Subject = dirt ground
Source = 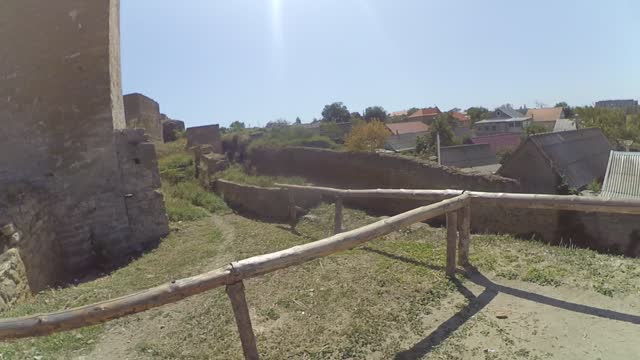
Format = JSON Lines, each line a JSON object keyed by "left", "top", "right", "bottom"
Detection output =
{"left": 76, "top": 214, "right": 640, "bottom": 360}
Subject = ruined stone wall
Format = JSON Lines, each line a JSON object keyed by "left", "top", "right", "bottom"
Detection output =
{"left": 247, "top": 147, "right": 562, "bottom": 244}
{"left": 162, "top": 116, "right": 185, "bottom": 143}
{"left": 123, "top": 93, "right": 163, "bottom": 142}
{"left": 186, "top": 125, "right": 222, "bottom": 153}
{"left": 214, "top": 180, "right": 322, "bottom": 222}
{"left": 0, "top": 0, "right": 168, "bottom": 289}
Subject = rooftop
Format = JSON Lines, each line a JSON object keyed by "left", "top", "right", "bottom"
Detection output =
{"left": 526, "top": 107, "right": 564, "bottom": 122}
{"left": 601, "top": 151, "right": 640, "bottom": 199}
{"left": 475, "top": 117, "right": 531, "bottom": 124}
{"left": 386, "top": 121, "right": 430, "bottom": 135}
{"left": 440, "top": 143, "right": 498, "bottom": 168}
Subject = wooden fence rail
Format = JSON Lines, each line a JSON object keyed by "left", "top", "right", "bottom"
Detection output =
{"left": 0, "top": 194, "right": 470, "bottom": 341}
{"left": 3, "top": 184, "right": 639, "bottom": 359}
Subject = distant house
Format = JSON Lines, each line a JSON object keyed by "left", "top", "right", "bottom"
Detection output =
{"left": 498, "top": 128, "right": 613, "bottom": 194}
{"left": 407, "top": 107, "right": 441, "bottom": 124}
{"left": 440, "top": 144, "right": 498, "bottom": 168}
{"left": 471, "top": 133, "right": 522, "bottom": 153}
{"left": 451, "top": 111, "right": 471, "bottom": 128}
{"left": 473, "top": 107, "right": 532, "bottom": 136}
{"left": 389, "top": 110, "right": 409, "bottom": 118}
{"left": 385, "top": 131, "right": 429, "bottom": 152}
{"left": 526, "top": 107, "right": 565, "bottom": 131}
{"left": 601, "top": 151, "right": 640, "bottom": 199}
{"left": 595, "top": 99, "right": 638, "bottom": 111}
{"left": 386, "top": 121, "right": 430, "bottom": 135}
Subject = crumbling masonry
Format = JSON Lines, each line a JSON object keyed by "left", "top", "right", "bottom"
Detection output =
{"left": 0, "top": 0, "right": 168, "bottom": 291}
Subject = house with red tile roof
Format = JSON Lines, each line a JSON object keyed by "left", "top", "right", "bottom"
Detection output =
{"left": 386, "top": 121, "right": 430, "bottom": 135}
{"left": 451, "top": 111, "right": 471, "bottom": 127}
{"left": 407, "top": 107, "right": 441, "bottom": 124}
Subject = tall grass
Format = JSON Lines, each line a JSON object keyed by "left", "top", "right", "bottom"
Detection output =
{"left": 216, "top": 165, "right": 306, "bottom": 187}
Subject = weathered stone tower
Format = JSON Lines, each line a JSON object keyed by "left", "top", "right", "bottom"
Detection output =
{"left": 0, "top": 0, "right": 168, "bottom": 291}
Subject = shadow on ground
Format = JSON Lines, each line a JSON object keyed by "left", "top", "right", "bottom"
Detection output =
{"left": 363, "top": 250, "right": 640, "bottom": 360}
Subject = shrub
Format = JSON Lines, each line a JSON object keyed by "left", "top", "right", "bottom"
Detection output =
{"left": 345, "top": 120, "right": 389, "bottom": 152}
{"left": 164, "top": 196, "right": 209, "bottom": 222}
{"left": 158, "top": 153, "right": 195, "bottom": 184}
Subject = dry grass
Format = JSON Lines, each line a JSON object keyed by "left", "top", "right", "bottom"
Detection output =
{"left": 0, "top": 203, "right": 638, "bottom": 359}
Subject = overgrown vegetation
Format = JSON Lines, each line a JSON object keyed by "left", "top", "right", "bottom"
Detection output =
{"left": 248, "top": 124, "right": 338, "bottom": 151}
{"left": 156, "top": 139, "right": 229, "bottom": 221}
{"left": 216, "top": 164, "right": 306, "bottom": 187}
{"left": 344, "top": 119, "right": 389, "bottom": 152}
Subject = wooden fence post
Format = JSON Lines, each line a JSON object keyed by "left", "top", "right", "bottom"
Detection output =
{"left": 226, "top": 281, "right": 260, "bottom": 360}
{"left": 457, "top": 205, "right": 471, "bottom": 266}
{"left": 334, "top": 196, "right": 343, "bottom": 234}
{"left": 288, "top": 190, "right": 297, "bottom": 229}
{"left": 446, "top": 212, "right": 458, "bottom": 277}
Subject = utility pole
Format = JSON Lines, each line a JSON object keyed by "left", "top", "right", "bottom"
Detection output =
{"left": 437, "top": 132, "right": 441, "bottom": 165}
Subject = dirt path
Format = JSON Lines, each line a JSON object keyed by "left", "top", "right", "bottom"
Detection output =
{"left": 408, "top": 271, "right": 640, "bottom": 359}
{"left": 81, "top": 214, "right": 239, "bottom": 360}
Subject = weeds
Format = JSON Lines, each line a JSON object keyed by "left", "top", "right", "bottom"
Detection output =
{"left": 216, "top": 164, "right": 306, "bottom": 187}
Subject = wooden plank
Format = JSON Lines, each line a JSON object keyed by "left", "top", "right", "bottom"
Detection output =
{"left": 0, "top": 194, "right": 470, "bottom": 340}
{"left": 226, "top": 282, "right": 260, "bottom": 360}
{"left": 334, "top": 196, "right": 343, "bottom": 234}
{"left": 288, "top": 190, "right": 297, "bottom": 228}
{"left": 457, "top": 205, "right": 471, "bottom": 266}
{"left": 277, "top": 184, "right": 640, "bottom": 215}
{"left": 446, "top": 212, "right": 458, "bottom": 277}
{"left": 276, "top": 183, "right": 462, "bottom": 201}
{"left": 471, "top": 192, "right": 640, "bottom": 215}
{"left": 229, "top": 194, "right": 470, "bottom": 281}
{"left": 0, "top": 266, "right": 232, "bottom": 339}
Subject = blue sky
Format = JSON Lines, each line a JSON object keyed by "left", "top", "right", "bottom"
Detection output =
{"left": 121, "top": 0, "right": 639, "bottom": 128}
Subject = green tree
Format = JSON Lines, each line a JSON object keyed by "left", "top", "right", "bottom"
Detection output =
{"left": 350, "top": 112, "right": 363, "bottom": 121}
{"left": 345, "top": 120, "right": 390, "bottom": 152}
{"left": 575, "top": 107, "right": 630, "bottom": 145}
{"left": 229, "top": 121, "right": 246, "bottom": 132}
{"left": 466, "top": 107, "right": 490, "bottom": 123}
{"left": 523, "top": 123, "right": 548, "bottom": 137}
{"left": 294, "top": 117, "right": 302, "bottom": 125}
{"left": 555, "top": 102, "right": 574, "bottom": 118}
{"left": 363, "top": 106, "right": 387, "bottom": 122}
{"left": 416, "top": 113, "right": 456, "bottom": 155}
{"left": 322, "top": 102, "right": 351, "bottom": 123}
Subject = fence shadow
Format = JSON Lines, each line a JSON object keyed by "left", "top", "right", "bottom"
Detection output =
{"left": 362, "top": 250, "right": 640, "bottom": 360}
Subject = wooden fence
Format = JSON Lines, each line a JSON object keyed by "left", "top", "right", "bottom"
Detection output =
{"left": 1, "top": 185, "right": 639, "bottom": 359}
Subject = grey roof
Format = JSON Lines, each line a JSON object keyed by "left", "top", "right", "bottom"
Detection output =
{"left": 498, "top": 106, "right": 525, "bottom": 119}
{"left": 601, "top": 151, "right": 640, "bottom": 199}
{"left": 384, "top": 131, "right": 428, "bottom": 152}
{"left": 528, "top": 128, "right": 613, "bottom": 190}
{"left": 475, "top": 117, "right": 531, "bottom": 124}
{"left": 553, "top": 118, "right": 577, "bottom": 132}
{"left": 440, "top": 143, "right": 498, "bottom": 168}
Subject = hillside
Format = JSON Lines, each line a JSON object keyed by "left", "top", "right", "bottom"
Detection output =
{"left": 0, "top": 141, "right": 638, "bottom": 359}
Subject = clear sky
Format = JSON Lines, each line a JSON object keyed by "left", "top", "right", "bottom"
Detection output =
{"left": 121, "top": 0, "right": 640, "bottom": 128}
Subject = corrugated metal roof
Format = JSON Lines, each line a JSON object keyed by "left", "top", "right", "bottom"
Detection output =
{"left": 384, "top": 131, "right": 428, "bottom": 152}
{"left": 440, "top": 144, "right": 498, "bottom": 168}
{"left": 529, "top": 128, "right": 613, "bottom": 190}
{"left": 601, "top": 151, "right": 640, "bottom": 199}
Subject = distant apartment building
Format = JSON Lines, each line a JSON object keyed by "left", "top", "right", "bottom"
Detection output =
{"left": 473, "top": 106, "right": 532, "bottom": 136}
{"left": 595, "top": 99, "right": 638, "bottom": 111}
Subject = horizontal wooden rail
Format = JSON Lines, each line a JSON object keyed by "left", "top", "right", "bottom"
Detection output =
{"left": 277, "top": 184, "right": 640, "bottom": 215}
{"left": 0, "top": 194, "right": 470, "bottom": 340}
